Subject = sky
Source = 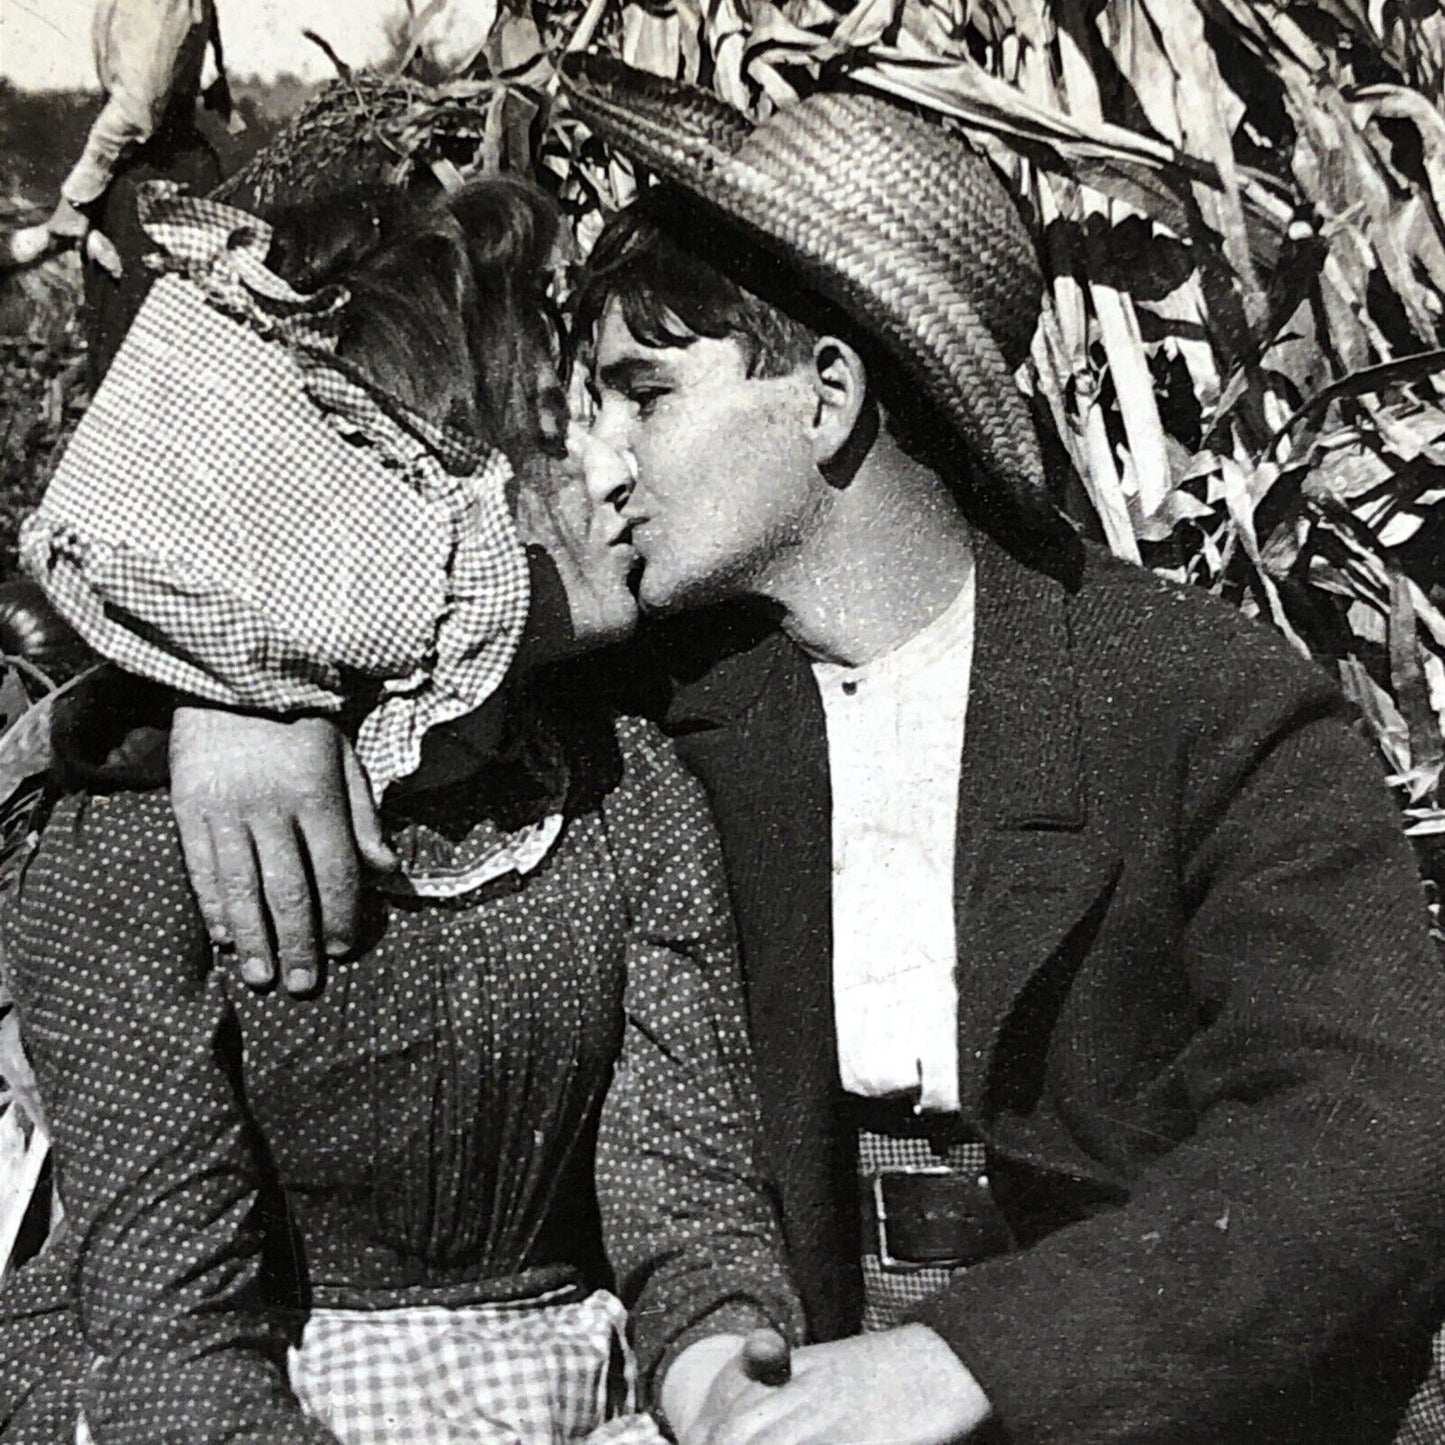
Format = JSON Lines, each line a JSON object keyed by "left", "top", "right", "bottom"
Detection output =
{"left": 0, "top": 0, "right": 402, "bottom": 90}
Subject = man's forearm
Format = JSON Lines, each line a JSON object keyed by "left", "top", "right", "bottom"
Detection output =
{"left": 61, "top": 95, "right": 150, "bottom": 207}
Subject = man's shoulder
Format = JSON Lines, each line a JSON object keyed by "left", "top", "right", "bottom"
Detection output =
{"left": 640, "top": 536, "right": 1351, "bottom": 743}
{"left": 1065, "top": 539, "right": 1335, "bottom": 705}
{"left": 647, "top": 605, "right": 793, "bottom": 733}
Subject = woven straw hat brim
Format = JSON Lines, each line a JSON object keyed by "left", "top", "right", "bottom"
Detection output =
{"left": 561, "top": 55, "right": 1053, "bottom": 530}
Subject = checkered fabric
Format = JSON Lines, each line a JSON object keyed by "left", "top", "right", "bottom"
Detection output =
{"left": 285, "top": 1288, "right": 668, "bottom": 1445}
{"left": 1395, "top": 1326, "right": 1445, "bottom": 1443}
{"left": 20, "top": 183, "right": 528, "bottom": 800}
{"left": 857, "top": 1126, "right": 988, "bottom": 1332}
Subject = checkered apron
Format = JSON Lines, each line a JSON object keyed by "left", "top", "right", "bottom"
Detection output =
{"left": 1396, "top": 1329, "right": 1445, "bottom": 1444}
{"left": 857, "top": 1124, "right": 989, "bottom": 1332}
{"left": 285, "top": 1288, "right": 667, "bottom": 1445}
{"left": 21, "top": 182, "right": 528, "bottom": 801}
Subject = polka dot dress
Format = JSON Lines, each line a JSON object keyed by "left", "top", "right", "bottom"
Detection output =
{"left": 0, "top": 713, "right": 803, "bottom": 1443}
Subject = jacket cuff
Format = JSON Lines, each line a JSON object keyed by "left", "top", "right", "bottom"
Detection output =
{"left": 905, "top": 1269, "right": 1038, "bottom": 1444}
{"left": 645, "top": 1295, "right": 800, "bottom": 1413}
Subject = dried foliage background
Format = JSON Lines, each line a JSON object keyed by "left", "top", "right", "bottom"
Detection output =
{"left": 4, "top": 0, "right": 1445, "bottom": 1274}
{"left": 240, "top": 0, "right": 1445, "bottom": 888}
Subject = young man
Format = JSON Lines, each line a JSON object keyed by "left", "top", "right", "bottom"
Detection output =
{"left": 110, "top": 58, "right": 1445, "bottom": 1445}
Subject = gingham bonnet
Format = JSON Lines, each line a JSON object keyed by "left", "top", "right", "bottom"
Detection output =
{"left": 20, "top": 182, "right": 530, "bottom": 800}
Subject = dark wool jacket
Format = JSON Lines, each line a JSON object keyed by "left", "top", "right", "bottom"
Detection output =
{"left": 657, "top": 532, "right": 1445, "bottom": 1445}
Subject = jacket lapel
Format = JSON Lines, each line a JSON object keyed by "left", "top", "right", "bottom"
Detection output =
{"left": 665, "top": 625, "right": 858, "bottom": 1336}
{"left": 706, "top": 633, "right": 837, "bottom": 1138}
{"left": 953, "top": 536, "right": 1122, "bottom": 1123}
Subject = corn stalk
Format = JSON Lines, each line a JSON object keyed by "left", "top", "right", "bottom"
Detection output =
{"left": 346, "top": 0, "right": 1444, "bottom": 917}
{"left": 4, "top": 0, "right": 1444, "bottom": 1293}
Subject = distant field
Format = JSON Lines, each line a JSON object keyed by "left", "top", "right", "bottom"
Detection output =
{"left": 0, "top": 74, "right": 319, "bottom": 206}
{"left": 0, "top": 75, "right": 321, "bottom": 575}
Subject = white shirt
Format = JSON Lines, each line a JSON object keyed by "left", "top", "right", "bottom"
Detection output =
{"left": 62, "top": 0, "right": 221, "bottom": 207}
{"left": 812, "top": 556, "right": 976, "bottom": 1114}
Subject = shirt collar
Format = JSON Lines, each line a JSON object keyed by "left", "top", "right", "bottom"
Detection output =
{"left": 811, "top": 546, "right": 976, "bottom": 695}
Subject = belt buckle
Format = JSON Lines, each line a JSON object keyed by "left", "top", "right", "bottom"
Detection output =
{"left": 871, "top": 1163, "right": 974, "bottom": 1272}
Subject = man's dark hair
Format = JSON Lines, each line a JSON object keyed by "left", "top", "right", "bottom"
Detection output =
{"left": 573, "top": 192, "right": 966, "bottom": 482}
{"left": 573, "top": 195, "right": 816, "bottom": 381}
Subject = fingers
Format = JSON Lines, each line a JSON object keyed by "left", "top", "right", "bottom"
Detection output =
{"left": 168, "top": 708, "right": 377, "bottom": 992}
{"left": 6, "top": 224, "right": 54, "bottom": 267}
{"left": 299, "top": 800, "right": 363, "bottom": 962}
{"left": 255, "top": 820, "right": 326, "bottom": 994}
{"left": 343, "top": 743, "right": 398, "bottom": 876}
{"left": 703, "top": 1388, "right": 817, "bottom": 1445}
{"left": 173, "top": 792, "right": 230, "bottom": 949}
{"left": 739, "top": 1329, "right": 792, "bottom": 1387}
{"left": 84, "top": 229, "right": 123, "bottom": 277}
{"left": 208, "top": 814, "right": 276, "bottom": 990}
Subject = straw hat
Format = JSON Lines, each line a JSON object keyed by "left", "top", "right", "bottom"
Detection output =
{"left": 560, "top": 54, "right": 1055, "bottom": 531}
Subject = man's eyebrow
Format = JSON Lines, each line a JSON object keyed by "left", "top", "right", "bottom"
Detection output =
{"left": 597, "top": 357, "right": 668, "bottom": 390}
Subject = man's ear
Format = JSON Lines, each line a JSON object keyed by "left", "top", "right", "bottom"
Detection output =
{"left": 809, "top": 336, "right": 870, "bottom": 474}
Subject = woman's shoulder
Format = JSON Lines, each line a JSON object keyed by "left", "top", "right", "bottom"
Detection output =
{"left": 28, "top": 785, "right": 181, "bottom": 868}
{"left": 4, "top": 785, "right": 210, "bottom": 1054}
{"left": 607, "top": 713, "right": 696, "bottom": 800}
{"left": 610, "top": 712, "right": 673, "bottom": 769}
{"left": 592, "top": 712, "right": 719, "bottom": 861}
{"left": 10, "top": 787, "right": 202, "bottom": 968}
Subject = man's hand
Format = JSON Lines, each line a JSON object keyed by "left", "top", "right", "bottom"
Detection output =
{"left": 5, "top": 199, "right": 121, "bottom": 277}
{"left": 46, "top": 196, "right": 90, "bottom": 241}
{"left": 690, "top": 1324, "right": 992, "bottom": 1445}
{"left": 45, "top": 197, "right": 123, "bottom": 277}
{"left": 662, "top": 1330, "right": 794, "bottom": 1445}
{"left": 169, "top": 707, "right": 398, "bottom": 993}
{"left": 84, "top": 227, "right": 123, "bottom": 278}
{"left": 6, "top": 199, "right": 85, "bottom": 270}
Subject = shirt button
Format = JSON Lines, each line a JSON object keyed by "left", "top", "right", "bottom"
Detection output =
{"left": 842, "top": 679, "right": 858, "bottom": 696}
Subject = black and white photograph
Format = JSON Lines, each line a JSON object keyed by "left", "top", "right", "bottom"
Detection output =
{"left": 1, "top": 0, "right": 1445, "bottom": 1440}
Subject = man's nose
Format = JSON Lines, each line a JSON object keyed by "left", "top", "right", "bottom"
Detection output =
{"left": 568, "top": 424, "right": 634, "bottom": 509}
{"left": 588, "top": 393, "right": 631, "bottom": 456}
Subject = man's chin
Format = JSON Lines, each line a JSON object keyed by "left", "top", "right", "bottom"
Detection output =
{"left": 635, "top": 569, "right": 688, "bottom": 617}
{"left": 635, "top": 557, "right": 740, "bottom": 617}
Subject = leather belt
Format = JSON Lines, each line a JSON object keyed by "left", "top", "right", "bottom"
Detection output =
{"left": 860, "top": 1164, "right": 1014, "bottom": 1271}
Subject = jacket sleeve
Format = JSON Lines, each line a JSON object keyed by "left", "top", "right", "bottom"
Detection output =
{"left": 7, "top": 790, "right": 335, "bottom": 1444}
{"left": 909, "top": 658, "right": 1445, "bottom": 1444}
{"left": 594, "top": 718, "right": 805, "bottom": 1399}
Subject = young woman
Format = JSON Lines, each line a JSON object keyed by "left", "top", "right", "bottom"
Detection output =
{"left": 0, "top": 174, "right": 799, "bottom": 1444}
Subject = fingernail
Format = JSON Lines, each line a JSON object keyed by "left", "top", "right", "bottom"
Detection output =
{"left": 240, "top": 956, "right": 270, "bottom": 987}
{"left": 285, "top": 968, "right": 315, "bottom": 994}
{"left": 324, "top": 938, "right": 349, "bottom": 959}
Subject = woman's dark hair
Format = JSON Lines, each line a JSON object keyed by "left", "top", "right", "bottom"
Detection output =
{"left": 264, "top": 176, "right": 569, "bottom": 463}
